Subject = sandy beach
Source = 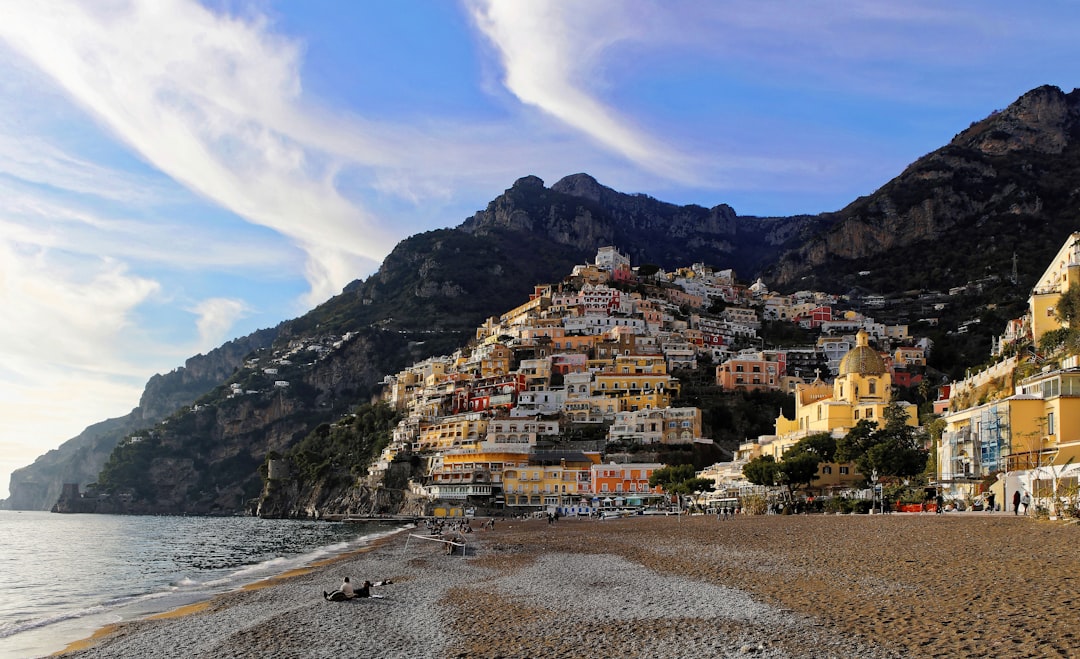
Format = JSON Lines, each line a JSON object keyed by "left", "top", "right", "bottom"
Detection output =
{"left": 55, "top": 512, "right": 1078, "bottom": 658}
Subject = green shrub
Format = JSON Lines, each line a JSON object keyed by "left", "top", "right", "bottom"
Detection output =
{"left": 852, "top": 500, "right": 873, "bottom": 514}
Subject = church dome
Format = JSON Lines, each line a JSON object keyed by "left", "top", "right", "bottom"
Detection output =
{"left": 839, "top": 331, "right": 886, "bottom": 376}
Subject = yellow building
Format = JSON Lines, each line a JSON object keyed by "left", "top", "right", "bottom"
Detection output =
{"left": 499, "top": 286, "right": 551, "bottom": 328}
{"left": 940, "top": 368, "right": 1080, "bottom": 504}
{"left": 1014, "top": 370, "right": 1080, "bottom": 467}
{"left": 479, "top": 343, "right": 512, "bottom": 378}
{"left": 770, "top": 330, "right": 919, "bottom": 492}
{"left": 608, "top": 407, "right": 703, "bottom": 445}
{"left": 1029, "top": 231, "right": 1080, "bottom": 344}
{"left": 425, "top": 442, "right": 533, "bottom": 501}
{"left": 415, "top": 414, "right": 489, "bottom": 451}
{"left": 592, "top": 355, "right": 680, "bottom": 410}
{"left": 502, "top": 451, "right": 602, "bottom": 508}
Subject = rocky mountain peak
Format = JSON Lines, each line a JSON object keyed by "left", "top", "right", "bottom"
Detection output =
{"left": 550, "top": 172, "right": 606, "bottom": 201}
{"left": 954, "top": 85, "right": 1080, "bottom": 156}
{"left": 511, "top": 174, "right": 545, "bottom": 189}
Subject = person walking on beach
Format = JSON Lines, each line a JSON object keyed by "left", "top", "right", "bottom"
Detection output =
{"left": 986, "top": 492, "right": 996, "bottom": 513}
{"left": 1021, "top": 491, "right": 1031, "bottom": 515}
{"left": 1013, "top": 490, "right": 1022, "bottom": 515}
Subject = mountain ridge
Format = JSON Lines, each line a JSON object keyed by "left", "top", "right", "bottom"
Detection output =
{"left": 7, "top": 83, "right": 1080, "bottom": 513}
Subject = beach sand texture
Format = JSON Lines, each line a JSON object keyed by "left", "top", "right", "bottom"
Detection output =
{"left": 56, "top": 513, "right": 1078, "bottom": 658}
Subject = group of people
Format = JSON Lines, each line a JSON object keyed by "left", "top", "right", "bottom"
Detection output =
{"left": 934, "top": 490, "right": 1032, "bottom": 514}
{"left": 424, "top": 518, "right": 475, "bottom": 536}
{"left": 323, "top": 576, "right": 393, "bottom": 602}
{"left": 715, "top": 506, "right": 739, "bottom": 520}
{"left": 1012, "top": 490, "right": 1032, "bottom": 515}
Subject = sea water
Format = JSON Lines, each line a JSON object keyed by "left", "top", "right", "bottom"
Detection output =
{"left": 0, "top": 511, "right": 405, "bottom": 658}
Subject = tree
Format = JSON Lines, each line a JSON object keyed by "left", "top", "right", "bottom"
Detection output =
{"left": 742, "top": 455, "right": 779, "bottom": 487}
{"left": 776, "top": 432, "right": 836, "bottom": 493}
{"left": 778, "top": 451, "right": 822, "bottom": 492}
{"left": 835, "top": 403, "right": 928, "bottom": 485}
{"left": 648, "top": 464, "right": 714, "bottom": 495}
{"left": 1054, "top": 282, "right": 1080, "bottom": 327}
{"left": 791, "top": 432, "right": 837, "bottom": 462}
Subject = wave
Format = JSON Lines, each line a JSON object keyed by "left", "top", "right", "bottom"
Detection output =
{"left": 0, "top": 602, "right": 111, "bottom": 640}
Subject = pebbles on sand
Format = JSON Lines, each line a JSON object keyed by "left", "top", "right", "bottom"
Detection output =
{"left": 58, "top": 513, "right": 1075, "bottom": 658}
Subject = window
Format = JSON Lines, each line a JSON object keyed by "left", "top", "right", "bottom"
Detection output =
{"left": 869, "top": 380, "right": 877, "bottom": 395}
{"left": 1048, "top": 412, "right": 1056, "bottom": 436}
{"left": 822, "top": 466, "right": 832, "bottom": 474}
{"left": 839, "top": 466, "right": 849, "bottom": 475}
{"left": 854, "top": 410, "right": 860, "bottom": 420}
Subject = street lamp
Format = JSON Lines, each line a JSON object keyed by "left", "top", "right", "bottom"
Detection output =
{"left": 871, "top": 469, "right": 881, "bottom": 514}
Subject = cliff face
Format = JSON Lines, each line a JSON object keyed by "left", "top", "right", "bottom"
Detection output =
{"left": 80, "top": 329, "right": 401, "bottom": 515}
{"left": 3, "top": 328, "right": 280, "bottom": 510}
{"left": 461, "top": 173, "right": 823, "bottom": 278}
{"left": 136, "top": 328, "right": 279, "bottom": 423}
{"left": 769, "top": 85, "right": 1080, "bottom": 292}
{"left": 256, "top": 463, "right": 429, "bottom": 519}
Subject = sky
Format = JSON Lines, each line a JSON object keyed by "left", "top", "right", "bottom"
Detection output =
{"left": 2, "top": 1, "right": 1080, "bottom": 499}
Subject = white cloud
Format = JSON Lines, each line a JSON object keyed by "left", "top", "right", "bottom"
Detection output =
{"left": 0, "top": 240, "right": 162, "bottom": 376}
{"left": 466, "top": 0, "right": 698, "bottom": 183}
{"left": 0, "top": 0, "right": 396, "bottom": 304}
{"left": 0, "top": 239, "right": 166, "bottom": 499}
{"left": 189, "top": 297, "right": 253, "bottom": 352}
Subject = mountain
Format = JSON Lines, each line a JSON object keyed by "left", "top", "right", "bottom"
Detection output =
{"left": 15, "top": 83, "right": 1080, "bottom": 514}
{"left": 770, "top": 85, "right": 1080, "bottom": 294}
{"left": 39, "top": 178, "right": 817, "bottom": 515}
{"left": 2, "top": 329, "right": 279, "bottom": 510}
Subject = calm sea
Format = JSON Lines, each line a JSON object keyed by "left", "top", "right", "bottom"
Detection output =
{"left": 0, "top": 511, "right": 406, "bottom": 658}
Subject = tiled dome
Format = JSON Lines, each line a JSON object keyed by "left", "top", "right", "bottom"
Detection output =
{"left": 839, "top": 331, "right": 886, "bottom": 376}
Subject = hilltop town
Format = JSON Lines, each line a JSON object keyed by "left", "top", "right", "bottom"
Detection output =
{"left": 353, "top": 246, "right": 942, "bottom": 515}
{"left": 61, "top": 231, "right": 1080, "bottom": 522}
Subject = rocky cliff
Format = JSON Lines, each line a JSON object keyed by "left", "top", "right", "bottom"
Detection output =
{"left": 769, "top": 85, "right": 1080, "bottom": 293}
{"left": 462, "top": 173, "right": 824, "bottom": 278}
{"left": 2, "top": 328, "right": 279, "bottom": 510}
{"left": 83, "top": 328, "right": 421, "bottom": 515}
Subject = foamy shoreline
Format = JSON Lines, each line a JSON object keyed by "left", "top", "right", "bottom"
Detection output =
{"left": 53, "top": 517, "right": 902, "bottom": 659}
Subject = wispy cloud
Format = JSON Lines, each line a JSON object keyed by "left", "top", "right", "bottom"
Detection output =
{"left": 466, "top": 0, "right": 700, "bottom": 184}
{"left": 0, "top": 0, "right": 395, "bottom": 305}
{"left": 0, "top": 240, "right": 161, "bottom": 377}
{"left": 189, "top": 297, "right": 253, "bottom": 352}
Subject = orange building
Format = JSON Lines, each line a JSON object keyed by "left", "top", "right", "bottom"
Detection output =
{"left": 590, "top": 462, "right": 664, "bottom": 498}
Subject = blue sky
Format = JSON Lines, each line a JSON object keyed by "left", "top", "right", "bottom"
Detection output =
{"left": 1, "top": 1, "right": 1079, "bottom": 498}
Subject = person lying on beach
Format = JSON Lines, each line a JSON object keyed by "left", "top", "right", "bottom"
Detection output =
{"left": 324, "top": 577, "right": 394, "bottom": 601}
{"left": 354, "top": 579, "right": 393, "bottom": 598}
